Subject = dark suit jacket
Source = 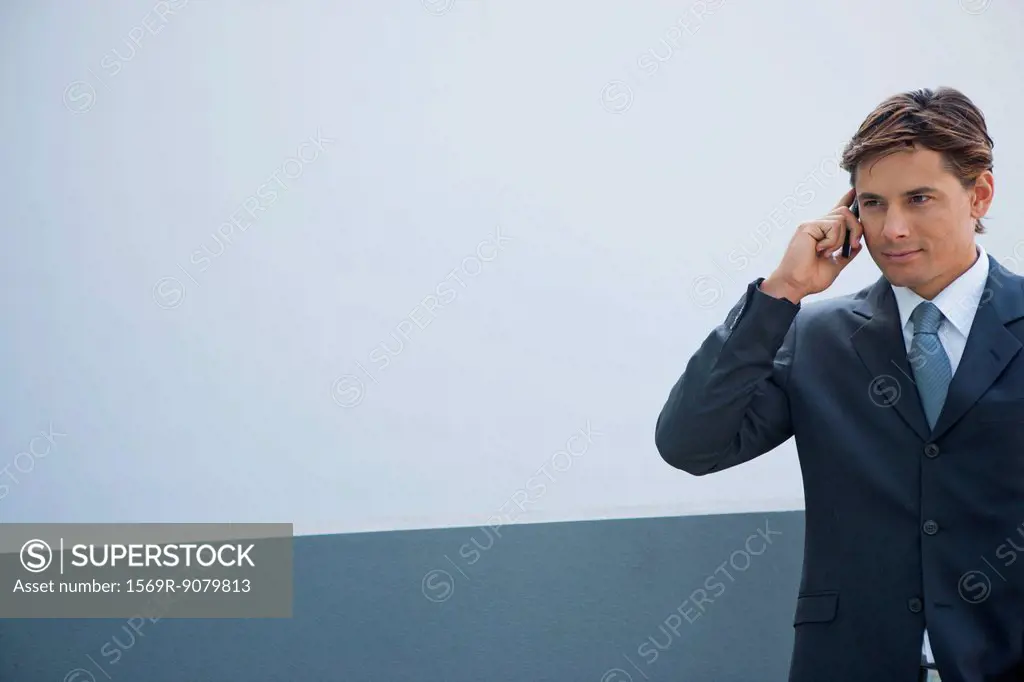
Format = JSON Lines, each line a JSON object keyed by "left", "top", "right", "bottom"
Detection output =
{"left": 655, "top": 255, "right": 1024, "bottom": 682}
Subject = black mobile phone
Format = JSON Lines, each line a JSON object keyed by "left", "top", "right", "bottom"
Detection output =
{"left": 842, "top": 197, "right": 859, "bottom": 258}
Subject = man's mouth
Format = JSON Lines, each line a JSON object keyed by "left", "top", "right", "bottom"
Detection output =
{"left": 882, "top": 249, "right": 922, "bottom": 262}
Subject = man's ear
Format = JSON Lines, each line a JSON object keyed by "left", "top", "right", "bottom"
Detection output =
{"left": 969, "top": 170, "right": 995, "bottom": 221}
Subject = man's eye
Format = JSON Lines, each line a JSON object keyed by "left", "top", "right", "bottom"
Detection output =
{"left": 911, "top": 195, "right": 930, "bottom": 204}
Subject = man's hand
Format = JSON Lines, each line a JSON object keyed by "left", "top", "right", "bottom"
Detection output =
{"left": 761, "top": 188, "right": 864, "bottom": 303}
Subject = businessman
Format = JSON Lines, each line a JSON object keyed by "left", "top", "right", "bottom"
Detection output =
{"left": 655, "top": 87, "right": 1023, "bottom": 682}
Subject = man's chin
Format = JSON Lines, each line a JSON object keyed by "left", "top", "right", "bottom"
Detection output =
{"left": 880, "top": 268, "right": 926, "bottom": 289}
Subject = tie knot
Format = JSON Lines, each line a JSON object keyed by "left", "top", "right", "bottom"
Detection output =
{"left": 911, "top": 301, "right": 944, "bottom": 334}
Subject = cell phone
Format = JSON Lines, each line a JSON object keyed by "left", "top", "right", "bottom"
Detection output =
{"left": 842, "top": 197, "right": 859, "bottom": 258}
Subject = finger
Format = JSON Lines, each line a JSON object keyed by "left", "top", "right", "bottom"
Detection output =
{"left": 833, "top": 187, "right": 856, "bottom": 211}
{"left": 821, "top": 207, "right": 861, "bottom": 257}
{"left": 812, "top": 219, "right": 844, "bottom": 254}
{"left": 837, "top": 205, "right": 864, "bottom": 253}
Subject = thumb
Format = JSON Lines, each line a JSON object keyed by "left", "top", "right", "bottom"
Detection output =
{"left": 823, "top": 239, "right": 864, "bottom": 276}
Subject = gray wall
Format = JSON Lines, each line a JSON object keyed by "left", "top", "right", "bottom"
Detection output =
{"left": 2, "top": 511, "right": 804, "bottom": 681}
{"left": 3, "top": 0, "right": 1022, "bottom": 536}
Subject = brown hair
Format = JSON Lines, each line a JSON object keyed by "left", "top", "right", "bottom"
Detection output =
{"left": 840, "top": 87, "right": 994, "bottom": 234}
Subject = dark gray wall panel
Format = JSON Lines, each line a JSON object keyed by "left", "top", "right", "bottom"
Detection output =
{"left": 1, "top": 511, "right": 804, "bottom": 682}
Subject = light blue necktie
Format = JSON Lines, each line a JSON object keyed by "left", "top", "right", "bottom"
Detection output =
{"left": 909, "top": 302, "right": 952, "bottom": 429}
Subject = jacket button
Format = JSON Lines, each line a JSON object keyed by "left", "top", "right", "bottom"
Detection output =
{"left": 908, "top": 597, "right": 923, "bottom": 613}
{"left": 923, "top": 520, "right": 939, "bottom": 535}
{"left": 924, "top": 443, "right": 940, "bottom": 458}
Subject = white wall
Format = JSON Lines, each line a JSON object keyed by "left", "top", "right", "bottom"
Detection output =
{"left": 1, "top": 0, "right": 1022, "bottom": 534}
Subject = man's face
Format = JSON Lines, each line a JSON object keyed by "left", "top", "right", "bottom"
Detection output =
{"left": 855, "top": 145, "right": 992, "bottom": 298}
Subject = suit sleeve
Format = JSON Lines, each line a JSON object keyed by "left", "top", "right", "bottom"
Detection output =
{"left": 654, "top": 278, "right": 800, "bottom": 475}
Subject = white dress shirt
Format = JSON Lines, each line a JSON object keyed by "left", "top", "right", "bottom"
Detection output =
{"left": 889, "top": 243, "right": 989, "bottom": 666}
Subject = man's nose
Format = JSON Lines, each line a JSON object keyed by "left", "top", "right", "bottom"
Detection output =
{"left": 880, "top": 211, "right": 911, "bottom": 239}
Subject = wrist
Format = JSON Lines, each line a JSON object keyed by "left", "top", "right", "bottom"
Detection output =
{"left": 761, "top": 275, "right": 806, "bottom": 304}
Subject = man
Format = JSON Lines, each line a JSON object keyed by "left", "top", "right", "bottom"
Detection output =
{"left": 655, "top": 87, "right": 1023, "bottom": 682}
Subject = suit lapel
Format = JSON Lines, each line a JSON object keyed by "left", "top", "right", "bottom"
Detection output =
{"left": 852, "top": 277, "right": 931, "bottom": 441}
{"left": 931, "top": 258, "right": 1024, "bottom": 440}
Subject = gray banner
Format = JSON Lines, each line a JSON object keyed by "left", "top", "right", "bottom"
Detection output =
{"left": 1, "top": 523, "right": 292, "bottom": 618}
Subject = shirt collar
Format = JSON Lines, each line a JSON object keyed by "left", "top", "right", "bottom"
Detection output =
{"left": 890, "top": 244, "right": 989, "bottom": 336}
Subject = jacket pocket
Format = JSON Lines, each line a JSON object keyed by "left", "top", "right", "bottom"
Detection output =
{"left": 793, "top": 591, "right": 839, "bottom": 626}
